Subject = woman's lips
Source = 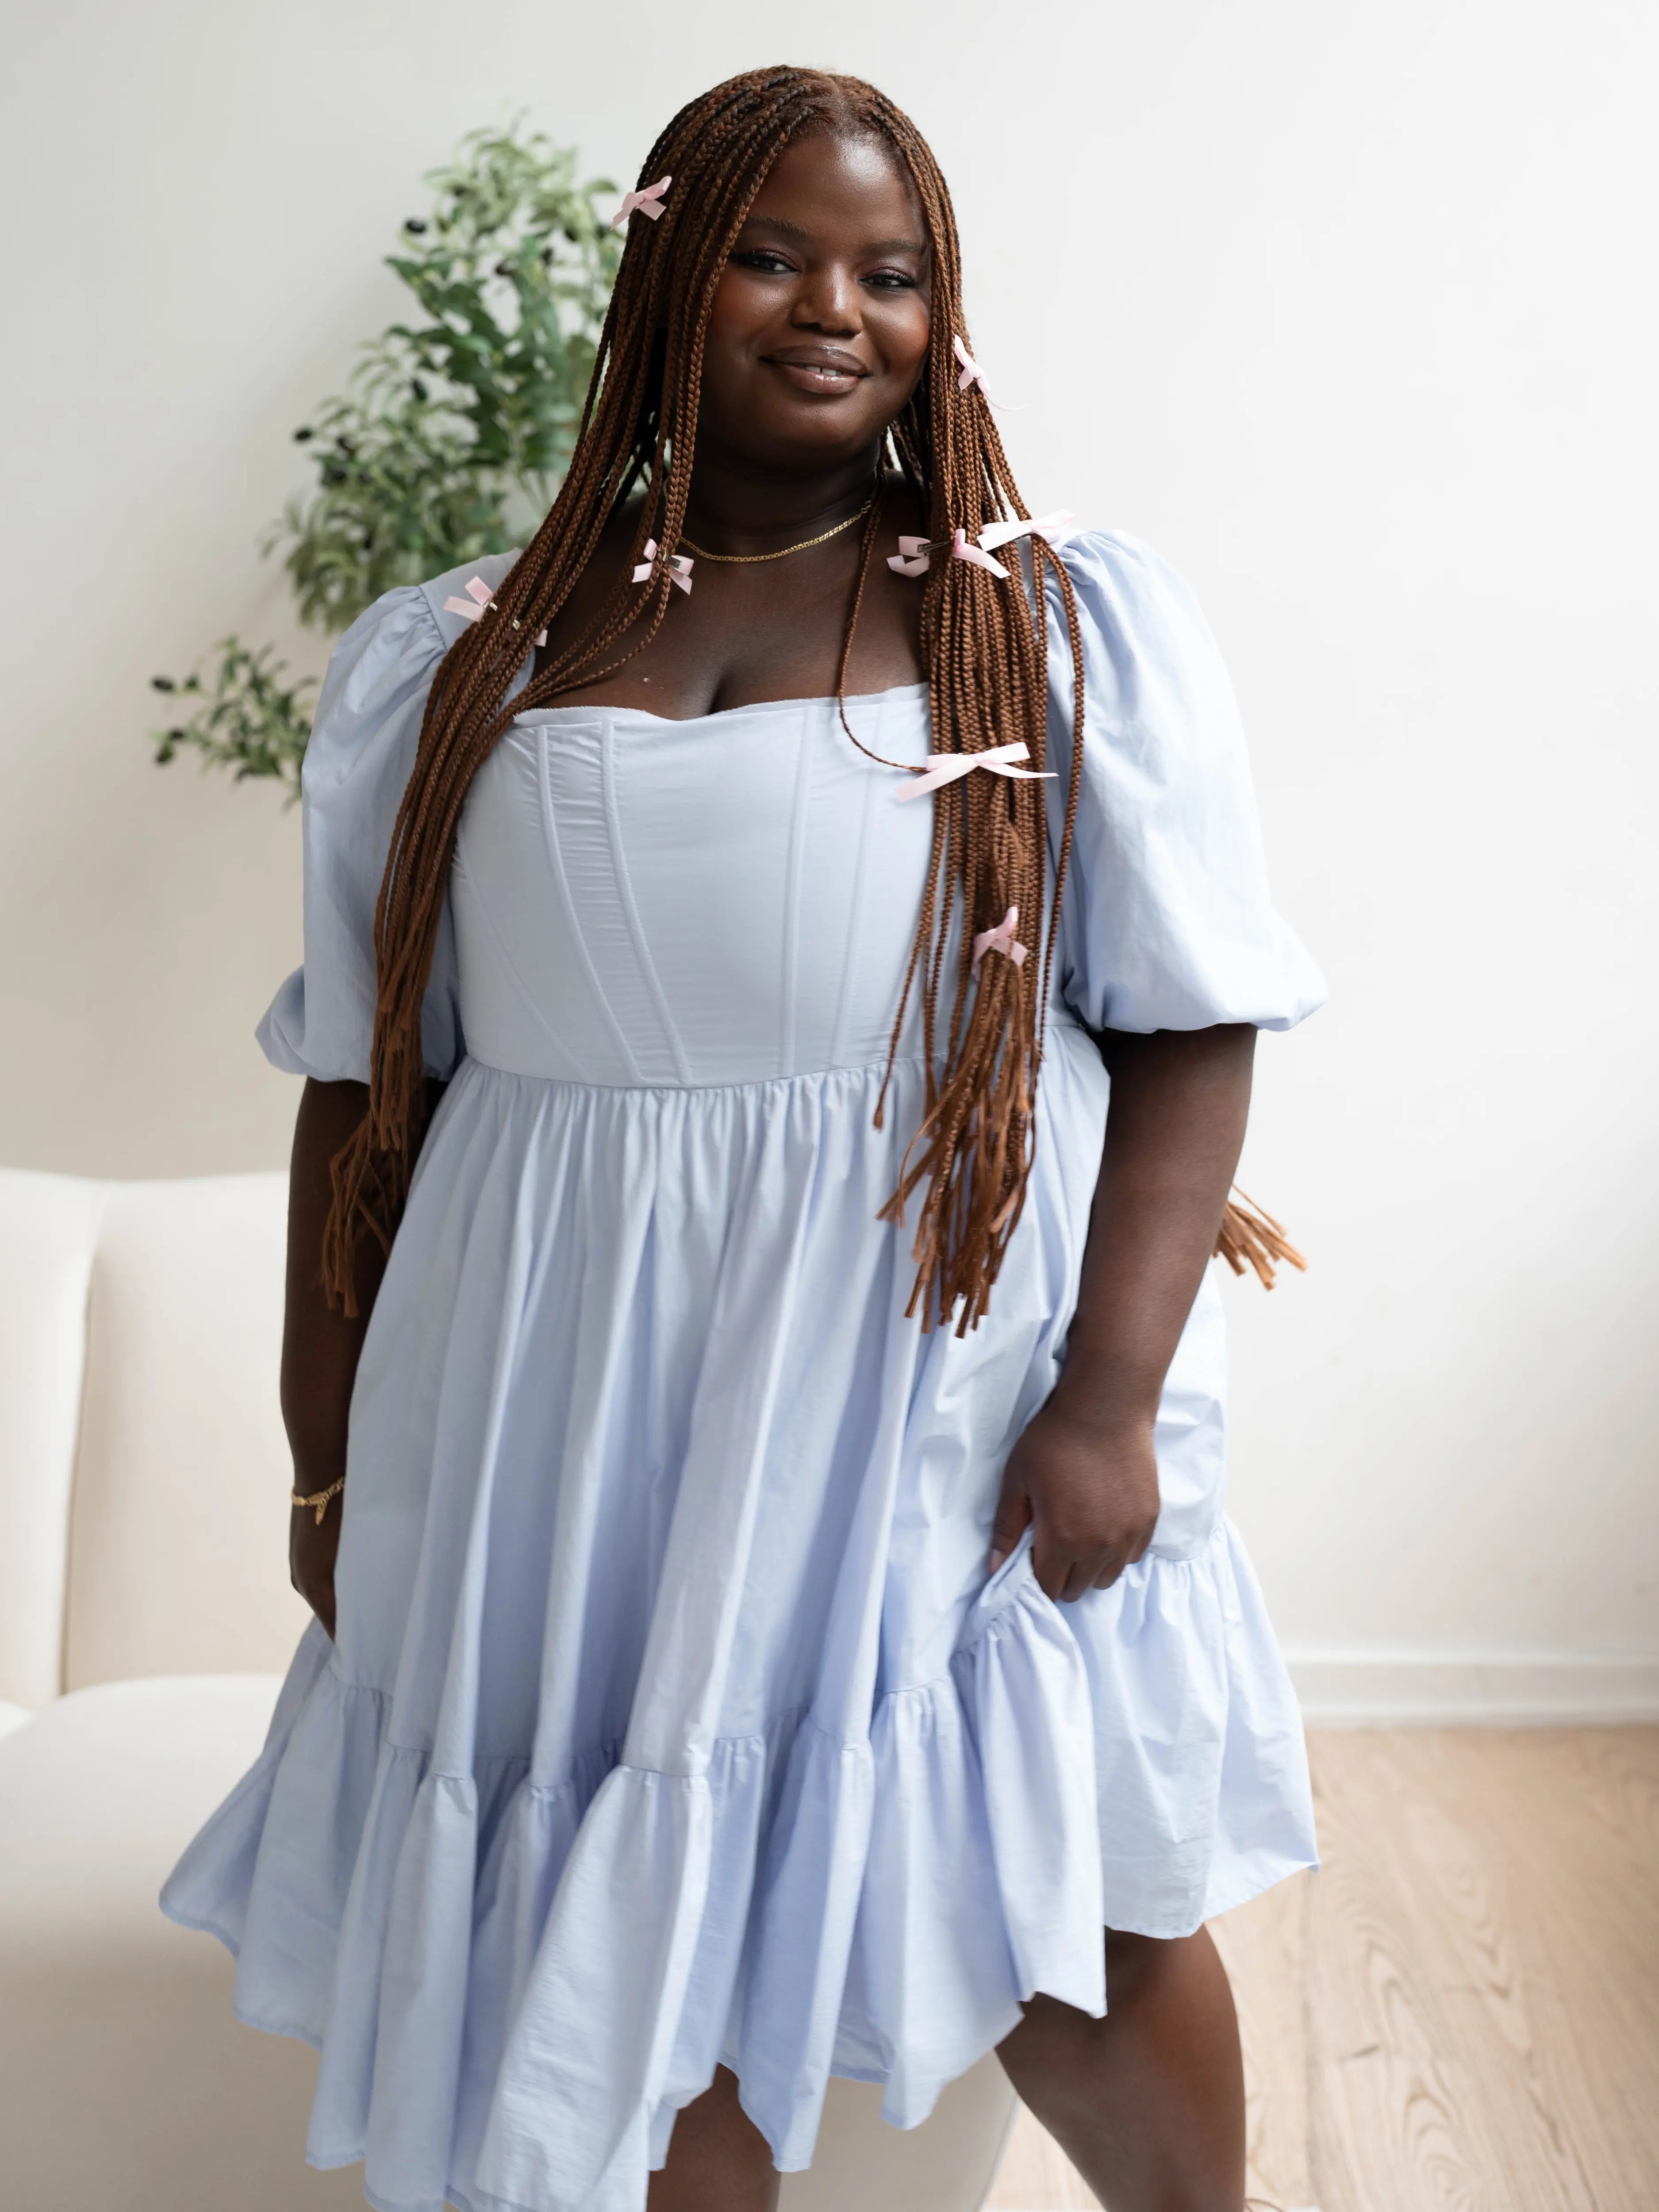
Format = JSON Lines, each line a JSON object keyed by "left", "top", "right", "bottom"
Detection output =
{"left": 767, "top": 357, "right": 867, "bottom": 396}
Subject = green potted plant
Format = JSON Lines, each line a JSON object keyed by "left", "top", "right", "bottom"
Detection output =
{"left": 152, "top": 121, "right": 621, "bottom": 798}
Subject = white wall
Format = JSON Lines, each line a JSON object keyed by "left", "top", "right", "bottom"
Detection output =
{"left": 3, "top": 0, "right": 1655, "bottom": 1712}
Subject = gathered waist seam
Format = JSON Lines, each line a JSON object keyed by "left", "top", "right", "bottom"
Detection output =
{"left": 455, "top": 1014, "right": 1092, "bottom": 1101}
{"left": 455, "top": 1049, "right": 928, "bottom": 1100}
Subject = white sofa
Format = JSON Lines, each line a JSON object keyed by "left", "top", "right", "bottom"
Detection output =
{"left": 0, "top": 1166, "right": 1017, "bottom": 2212}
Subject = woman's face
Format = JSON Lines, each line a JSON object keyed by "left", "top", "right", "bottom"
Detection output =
{"left": 697, "top": 131, "right": 933, "bottom": 475}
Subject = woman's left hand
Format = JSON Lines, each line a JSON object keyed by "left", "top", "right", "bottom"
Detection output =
{"left": 989, "top": 1390, "right": 1160, "bottom": 1603}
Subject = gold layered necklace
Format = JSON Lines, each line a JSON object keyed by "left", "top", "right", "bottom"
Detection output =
{"left": 680, "top": 490, "right": 876, "bottom": 565}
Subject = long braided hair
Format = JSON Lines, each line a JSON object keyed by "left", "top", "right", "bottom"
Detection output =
{"left": 323, "top": 65, "right": 1293, "bottom": 1329}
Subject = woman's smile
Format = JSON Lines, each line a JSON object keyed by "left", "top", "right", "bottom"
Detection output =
{"left": 762, "top": 344, "right": 870, "bottom": 397}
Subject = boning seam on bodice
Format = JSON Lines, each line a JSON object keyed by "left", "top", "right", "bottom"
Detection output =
{"left": 532, "top": 728, "right": 645, "bottom": 1083}
{"left": 827, "top": 695, "right": 883, "bottom": 1071}
{"left": 451, "top": 835, "right": 580, "bottom": 1075}
{"left": 777, "top": 703, "right": 814, "bottom": 1075}
{"left": 599, "top": 719, "right": 695, "bottom": 1086}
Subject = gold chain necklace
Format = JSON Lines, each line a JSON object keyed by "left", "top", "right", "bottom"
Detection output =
{"left": 680, "top": 491, "right": 875, "bottom": 565}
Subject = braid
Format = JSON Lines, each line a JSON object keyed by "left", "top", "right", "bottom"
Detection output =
{"left": 323, "top": 67, "right": 1091, "bottom": 1334}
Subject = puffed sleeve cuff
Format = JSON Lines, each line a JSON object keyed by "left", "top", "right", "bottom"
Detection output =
{"left": 256, "top": 968, "right": 312, "bottom": 1075}
{"left": 256, "top": 583, "right": 464, "bottom": 1083}
{"left": 255, "top": 950, "right": 462, "bottom": 1083}
{"left": 1043, "top": 529, "right": 1327, "bottom": 1034}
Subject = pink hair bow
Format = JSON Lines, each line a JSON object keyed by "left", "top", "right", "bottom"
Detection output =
{"left": 894, "top": 739, "right": 1054, "bottom": 803}
{"left": 886, "top": 528, "right": 1013, "bottom": 581}
{"left": 978, "top": 509, "right": 1081, "bottom": 554}
{"left": 951, "top": 526, "right": 1010, "bottom": 579}
{"left": 887, "top": 534, "right": 932, "bottom": 578}
{"left": 972, "top": 903, "right": 1028, "bottom": 971}
{"left": 613, "top": 175, "right": 672, "bottom": 229}
{"left": 953, "top": 335, "right": 987, "bottom": 394}
{"left": 632, "top": 539, "right": 694, "bottom": 594}
{"left": 442, "top": 575, "right": 546, "bottom": 646}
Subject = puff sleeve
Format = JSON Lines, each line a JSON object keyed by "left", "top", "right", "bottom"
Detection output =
{"left": 1042, "top": 530, "right": 1326, "bottom": 1035}
{"left": 257, "top": 584, "right": 464, "bottom": 1083}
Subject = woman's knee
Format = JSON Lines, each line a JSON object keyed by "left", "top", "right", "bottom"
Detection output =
{"left": 1102, "top": 1922, "right": 1188, "bottom": 2001}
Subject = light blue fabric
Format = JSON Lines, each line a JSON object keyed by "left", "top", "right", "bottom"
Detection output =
{"left": 165, "top": 531, "right": 1325, "bottom": 2212}
{"left": 1043, "top": 532, "right": 1325, "bottom": 1034}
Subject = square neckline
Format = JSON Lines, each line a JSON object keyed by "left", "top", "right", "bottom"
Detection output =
{"left": 509, "top": 681, "right": 929, "bottom": 731}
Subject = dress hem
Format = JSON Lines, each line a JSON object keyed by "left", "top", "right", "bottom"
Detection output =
{"left": 202, "top": 1848, "right": 1320, "bottom": 2212}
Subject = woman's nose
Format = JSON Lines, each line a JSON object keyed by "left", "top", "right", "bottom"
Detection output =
{"left": 789, "top": 263, "right": 860, "bottom": 334}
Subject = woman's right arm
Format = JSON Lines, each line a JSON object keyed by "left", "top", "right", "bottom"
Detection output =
{"left": 268, "top": 586, "right": 460, "bottom": 1636}
{"left": 283, "top": 1078, "right": 387, "bottom": 1639}
{"left": 284, "top": 1074, "right": 449, "bottom": 1633}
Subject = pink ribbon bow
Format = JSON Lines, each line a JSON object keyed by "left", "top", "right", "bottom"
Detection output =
{"left": 615, "top": 175, "right": 672, "bottom": 229}
{"left": 951, "top": 526, "right": 1010, "bottom": 580}
{"left": 953, "top": 335, "right": 987, "bottom": 394}
{"left": 886, "top": 528, "right": 1015, "bottom": 581}
{"left": 978, "top": 509, "right": 1082, "bottom": 554}
{"left": 894, "top": 739, "right": 1055, "bottom": 803}
{"left": 887, "top": 534, "right": 932, "bottom": 578}
{"left": 972, "top": 903, "right": 1028, "bottom": 971}
{"left": 442, "top": 575, "right": 546, "bottom": 645}
{"left": 442, "top": 576, "right": 494, "bottom": 623}
{"left": 632, "top": 539, "right": 694, "bottom": 594}
{"left": 612, "top": 175, "right": 672, "bottom": 229}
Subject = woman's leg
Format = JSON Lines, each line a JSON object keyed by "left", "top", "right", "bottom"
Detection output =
{"left": 996, "top": 1926, "right": 1246, "bottom": 2212}
{"left": 648, "top": 2064, "right": 781, "bottom": 2212}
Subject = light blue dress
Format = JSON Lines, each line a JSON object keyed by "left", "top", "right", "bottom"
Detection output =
{"left": 163, "top": 530, "right": 1326, "bottom": 2212}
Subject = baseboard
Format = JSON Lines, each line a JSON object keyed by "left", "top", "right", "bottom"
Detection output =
{"left": 1286, "top": 1648, "right": 1659, "bottom": 1727}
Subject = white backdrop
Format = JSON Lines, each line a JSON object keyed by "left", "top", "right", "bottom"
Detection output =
{"left": 3, "top": 0, "right": 1655, "bottom": 1716}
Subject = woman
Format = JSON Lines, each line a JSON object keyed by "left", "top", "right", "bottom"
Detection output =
{"left": 165, "top": 65, "right": 1324, "bottom": 2212}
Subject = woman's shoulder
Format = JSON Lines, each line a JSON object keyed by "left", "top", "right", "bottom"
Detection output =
{"left": 1036, "top": 524, "right": 1244, "bottom": 759}
{"left": 306, "top": 550, "right": 527, "bottom": 782}
{"left": 329, "top": 548, "right": 526, "bottom": 672}
{"left": 414, "top": 548, "right": 523, "bottom": 647}
{"left": 1051, "top": 525, "right": 1206, "bottom": 626}
{"left": 1045, "top": 525, "right": 1227, "bottom": 685}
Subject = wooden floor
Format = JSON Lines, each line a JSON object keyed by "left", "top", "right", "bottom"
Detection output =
{"left": 986, "top": 1728, "right": 1659, "bottom": 2212}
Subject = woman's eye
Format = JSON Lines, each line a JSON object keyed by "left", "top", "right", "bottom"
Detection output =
{"left": 865, "top": 270, "right": 919, "bottom": 291}
{"left": 731, "top": 249, "right": 795, "bottom": 273}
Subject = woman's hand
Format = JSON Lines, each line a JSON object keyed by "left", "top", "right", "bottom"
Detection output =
{"left": 289, "top": 1493, "right": 342, "bottom": 1640}
{"left": 990, "top": 1024, "right": 1255, "bottom": 1605}
{"left": 990, "top": 1390, "right": 1161, "bottom": 1603}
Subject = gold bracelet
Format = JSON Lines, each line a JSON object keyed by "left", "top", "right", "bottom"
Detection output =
{"left": 290, "top": 1476, "right": 346, "bottom": 1526}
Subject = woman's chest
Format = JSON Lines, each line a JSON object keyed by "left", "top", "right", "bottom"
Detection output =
{"left": 530, "top": 534, "right": 926, "bottom": 722}
{"left": 448, "top": 694, "right": 937, "bottom": 1087}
